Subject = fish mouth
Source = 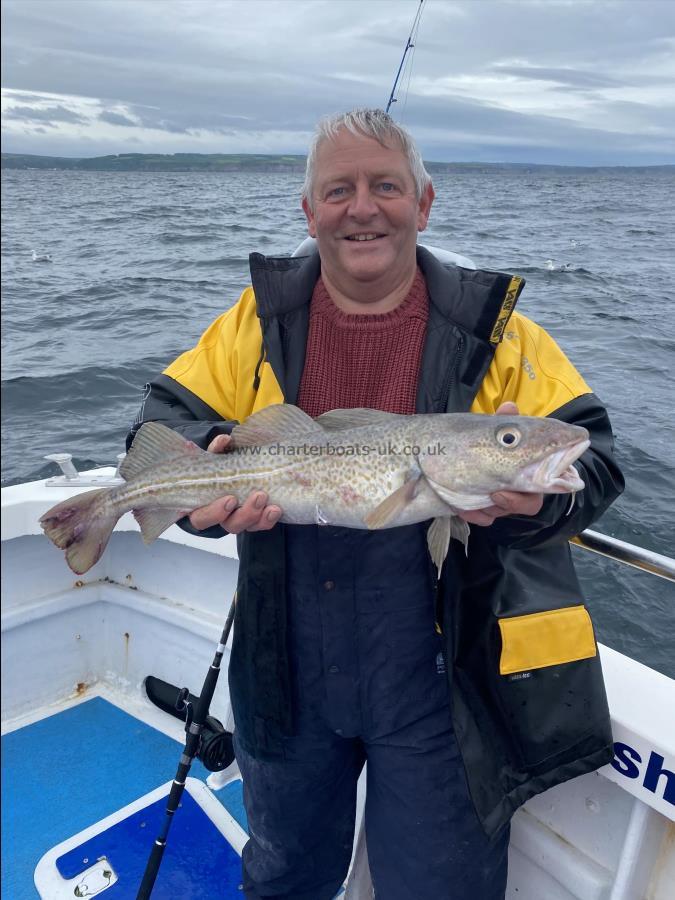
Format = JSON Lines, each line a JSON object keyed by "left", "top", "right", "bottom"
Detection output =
{"left": 515, "top": 437, "right": 590, "bottom": 493}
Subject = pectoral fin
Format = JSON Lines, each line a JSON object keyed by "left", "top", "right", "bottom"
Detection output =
{"left": 427, "top": 516, "right": 471, "bottom": 578}
{"left": 364, "top": 476, "right": 422, "bottom": 529}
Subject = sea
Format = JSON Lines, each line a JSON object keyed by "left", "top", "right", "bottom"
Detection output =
{"left": 2, "top": 167, "right": 674, "bottom": 677}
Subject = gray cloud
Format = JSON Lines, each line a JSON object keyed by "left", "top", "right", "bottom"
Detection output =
{"left": 3, "top": 103, "right": 88, "bottom": 124}
{"left": 2, "top": 0, "right": 674, "bottom": 164}
{"left": 97, "top": 110, "right": 137, "bottom": 127}
{"left": 492, "top": 65, "right": 625, "bottom": 90}
{"left": 2, "top": 89, "right": 52, "bottom": 103}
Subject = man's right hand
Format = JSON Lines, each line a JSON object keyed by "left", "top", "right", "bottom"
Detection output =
{"left": 188, "top": 434, "right": 283, "bottom": 533}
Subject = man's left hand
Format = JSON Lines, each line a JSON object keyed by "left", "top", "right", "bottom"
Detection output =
{"left": 456, "top": 402, "right": 544, "bottom": 527}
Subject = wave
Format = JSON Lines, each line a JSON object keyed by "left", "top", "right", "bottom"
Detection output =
{"left": 1, "top": 356, "right": 172, "bottom": 405}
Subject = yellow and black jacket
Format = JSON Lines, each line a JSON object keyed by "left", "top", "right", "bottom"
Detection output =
{"left": 129, "top": 247, "right": 624, "bottom": 836}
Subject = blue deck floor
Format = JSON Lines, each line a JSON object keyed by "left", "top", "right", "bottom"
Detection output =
{"left": 1, "top": 697, "right": 247, "bottom": 899}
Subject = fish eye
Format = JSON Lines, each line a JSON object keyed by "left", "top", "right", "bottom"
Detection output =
{"left": 496, "top": 426, "right": 521, "bottom": 448}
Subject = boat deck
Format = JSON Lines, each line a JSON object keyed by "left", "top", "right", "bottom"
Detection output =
{"left": 2, "top": 697, "right": 248, "bottom": 899}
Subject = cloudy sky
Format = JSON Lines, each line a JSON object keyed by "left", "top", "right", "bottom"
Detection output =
{"left": 2, "top": 0, "right": 674, "bottom": 165}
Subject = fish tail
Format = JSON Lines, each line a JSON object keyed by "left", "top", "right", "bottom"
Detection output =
{"left": 40, "top": 488, "right": 119, "bottom": 575}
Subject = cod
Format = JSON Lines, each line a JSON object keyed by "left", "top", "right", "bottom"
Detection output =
{"left": 40, "top": 404, "right": 590, "bottom": 575}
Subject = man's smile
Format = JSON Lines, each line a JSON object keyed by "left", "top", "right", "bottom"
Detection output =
{"left": 344, "top": 233, "right": 385, "bottom": 241}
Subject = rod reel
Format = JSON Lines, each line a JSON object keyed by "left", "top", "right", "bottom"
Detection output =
{"left": 144, "top": 675, "right": 234, "bottom": 772}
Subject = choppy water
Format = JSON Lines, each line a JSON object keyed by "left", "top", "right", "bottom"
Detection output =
{"left": 2, "top": 168, "right": 674, "bottom": 676}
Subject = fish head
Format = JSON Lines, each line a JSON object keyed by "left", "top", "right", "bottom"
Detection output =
{"left": 417, "top": 414, "right": 590, "bottom": 509}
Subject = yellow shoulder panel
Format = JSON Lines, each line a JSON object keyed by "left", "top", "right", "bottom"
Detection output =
{"left": 471, "top": 312, "right": 591, "bottom": 417}
{"left": 163, "top": 287, "right": 284, "bottom": 422}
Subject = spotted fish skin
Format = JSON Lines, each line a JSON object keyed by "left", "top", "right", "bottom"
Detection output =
{"left": 39, "top": 404, "right": 590, "bottom": 575}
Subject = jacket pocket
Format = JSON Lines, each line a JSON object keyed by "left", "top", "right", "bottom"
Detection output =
{"left": 498, "top": 604, "right": 596, "bottom": 675}
{"left": 488, "top": 605, "right": 607, "bottom": 770}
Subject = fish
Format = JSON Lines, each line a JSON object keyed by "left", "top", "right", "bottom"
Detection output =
{"left": 39, "top": 404, "right": 590, "bottom": 576}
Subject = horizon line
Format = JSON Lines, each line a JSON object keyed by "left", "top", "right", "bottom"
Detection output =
{"left": 2, "top": 151, "right": 673, "bottom": 170}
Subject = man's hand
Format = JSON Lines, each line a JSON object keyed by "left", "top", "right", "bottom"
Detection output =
{"left": 456, "top": 402, "right": 544, "bottom": 527}
{"left": 188, "top": 433, "right": 283, "bottom": 533}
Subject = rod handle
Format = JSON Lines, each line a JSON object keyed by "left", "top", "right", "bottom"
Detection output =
{"left": 136, "top": 841, "right": 165, "bottom": 899}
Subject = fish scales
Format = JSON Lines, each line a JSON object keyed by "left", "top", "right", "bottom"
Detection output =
{"left": 40, "top": 404, "right": 591, "bottom": 575}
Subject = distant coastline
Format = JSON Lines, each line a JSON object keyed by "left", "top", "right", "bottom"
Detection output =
{"left": 1, "top": 152, "right": 307, "bottom": 173}
{"left": 2, "top": 152, "right": 673, "bottom": 174}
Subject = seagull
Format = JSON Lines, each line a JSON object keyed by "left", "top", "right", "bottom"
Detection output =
{"left": 545, "top": 259, "right": 556, "bottom": 271}
{"left": 32, "top": 250, "right": 53, "bottom": 262}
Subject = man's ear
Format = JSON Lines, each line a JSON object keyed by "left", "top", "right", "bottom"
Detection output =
{"left": 417, "top": 182, "right": 435, "bottom": 232}
{"left": 302, "top": 197, "right": 317, "bottom": 238}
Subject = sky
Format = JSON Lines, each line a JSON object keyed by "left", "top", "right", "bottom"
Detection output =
{"left": 2, "top": 0, "right": 674, "bottom": 166}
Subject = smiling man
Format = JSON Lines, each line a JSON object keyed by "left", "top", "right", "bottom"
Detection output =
{"left": 128, "top": 109, "right": 623, "bottom": 899}
{"left": 301, "top": 125, "right": 434, "bottom": 313}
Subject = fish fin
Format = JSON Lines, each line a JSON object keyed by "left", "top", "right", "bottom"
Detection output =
{"left": 316, "top": 408, "right": 405, "bottom": 431}
{"left": 451, "top": 516, "right": 470, "bottom": 556}
{"left": 422, "top": 476, "right": 491, "bottom": 512}
{"left": 427, "top": 517, "right": 452, "bottom": 578}
{"left": 427, "top": 516, "right": 471, "bottom": 578}
{"left": 122, "top": 422, "right": 202, "bottom": 480}
{"left": 364, "top": 476, "right": 422, "bottom": 529}
{"left": 231, "top": 404, "right": 322, "bottom": 447}
{"left": 40, "top": 488, "right": 117, "bottom": 575}
{"left": 133, "top": 508, "right": 188, "bottom": 544}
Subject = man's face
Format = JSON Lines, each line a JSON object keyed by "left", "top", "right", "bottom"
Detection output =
{"left": 302, "top": 129, "right": 434, "bottom": 300}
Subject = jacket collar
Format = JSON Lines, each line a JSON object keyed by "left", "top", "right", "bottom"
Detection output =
{"left": 250, "top": 246, "right": 522, "bottom": 339}
{"left": 249, "top": 251, "right": 320, "bottom": 318}
{"left": 249, "top": 246, "right": 524, "bottom": 410}
{"left": 417, "top": 245, "right": 525, "bottom": 345}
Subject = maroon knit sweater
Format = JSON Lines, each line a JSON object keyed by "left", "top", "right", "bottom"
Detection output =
{"left": 297, "top": 269, "right": 429, "bottom": 417}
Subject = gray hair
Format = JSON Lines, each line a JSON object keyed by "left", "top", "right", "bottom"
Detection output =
{"left": 301, "top": 108, "right": 432, "bottom": 209}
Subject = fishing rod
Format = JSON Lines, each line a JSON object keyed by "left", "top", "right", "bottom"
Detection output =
{"left": 386, "top": 0, "right": 425, "bottom": 114}
{"left": 136, "top": 593, "right": 237, "bottom": 899}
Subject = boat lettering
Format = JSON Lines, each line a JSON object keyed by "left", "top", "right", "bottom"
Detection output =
{"left": 611, "top": 742, "right": 675, "bottom": 805}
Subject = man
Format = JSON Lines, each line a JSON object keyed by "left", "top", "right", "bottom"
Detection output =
{"left": 129, "top": 109, "right": 623, "bottom": 899}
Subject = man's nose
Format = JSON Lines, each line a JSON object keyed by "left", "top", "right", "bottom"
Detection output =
{"left": 347, "top": 183, "right": 378, "bottom": 220}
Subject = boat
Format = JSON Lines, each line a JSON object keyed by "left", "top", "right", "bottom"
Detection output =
{"left": 2, "top": 318, "right": 674, "bottom": 897}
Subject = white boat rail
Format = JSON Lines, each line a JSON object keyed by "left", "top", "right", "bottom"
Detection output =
{"left": 571, "top": 529, "right": 675, "bottom": 582}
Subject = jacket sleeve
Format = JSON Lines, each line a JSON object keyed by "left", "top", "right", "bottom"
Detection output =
{"left": 472, "top": 313, "right": 624, "bottom": 548}
{"left": 126, "top": 297, "right": 251, "bottom": 452}
{"left": 126, "top": 375, "right": 238, "bottom": 453}
{"left": 125, "top": 302, "right": 249, "bottom": 540}
{"left": 124, "top": 286, "right": 280, "bottom": 539}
